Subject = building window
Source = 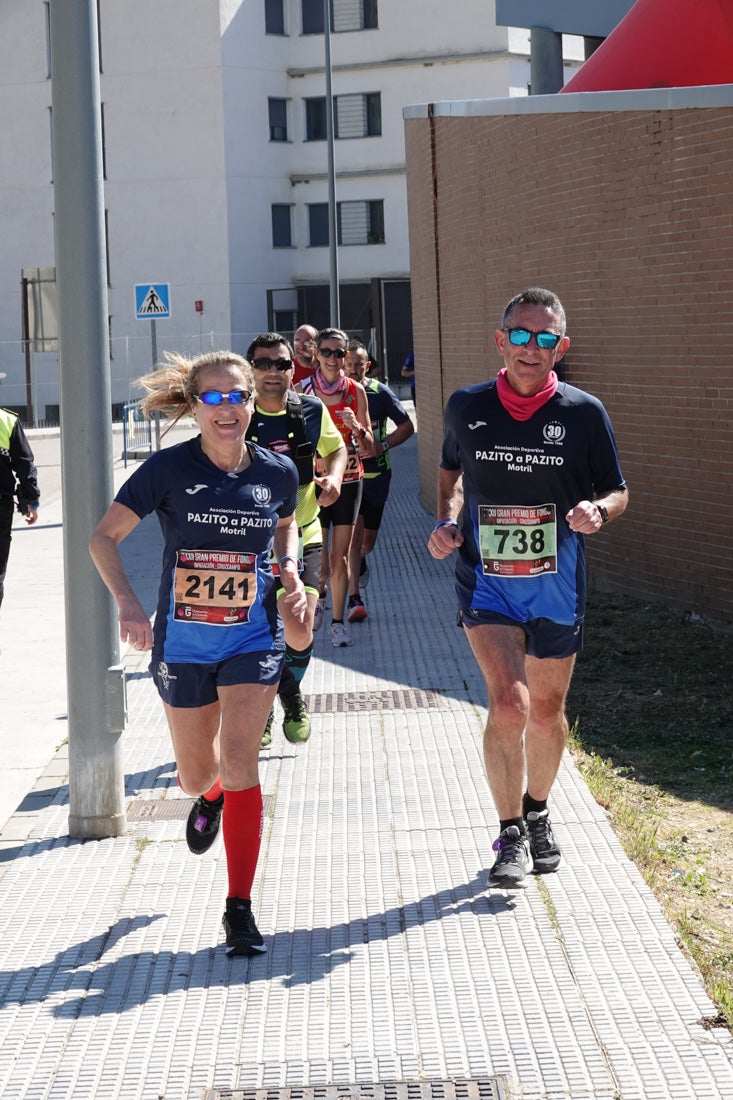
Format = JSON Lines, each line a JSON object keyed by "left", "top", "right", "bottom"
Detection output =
{"left": 274, "top": 309, "right": 297, "bottom": 332}
{"left": 302, "top": 0, "right": 378, "bottom": 34}
{"left": 308, "top": 203, "right": 330, "bottom": 247}
{"left": 96, "top": 0, "right": 103, "bottom": 72}
{"left": 101, "top": 102, "right": 107, "bottom": 180}
{"left": 265, "top": 0, "right": 285, "bottom": 34}
{"left": 306, "top": 93, "right": 381, "bottom": 140}
{"left": 272, "top": 204, "right": 293, "bottom": 248}
{"left": 336, "top": 93, "right": 381, "bottom": 138}
{"left": 305, "top": 97, "right": 327, "bottom": 141}
{"left": 268, "top": 98, "right": 288, "bottom": 142}
{"left": 104, "top": 209, "right": 111, "bottom": 285}
{"left": 44, "top": 3, "right": 51, "bottom": 77}
{"left": 302, "top": 0, "right": 323, "bottom": 34}
{"left": 332, "top": 0, "right": 378, "bottom": 31}
{"left": 339, "top": 199, "right": 384, "bottom": 244}
{"left": 308, "top": 200, "right": 385, "bottom": 246}
{"left": 48, "top": 107, "right": 54, "bottom": 183}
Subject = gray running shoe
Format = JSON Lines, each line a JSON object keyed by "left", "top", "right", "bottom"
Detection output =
{"left": 489, "top": 825, "right": 533, "bottom": 885}
{"left": 525, "top": 809, "right": 562, "bottom": 873}
{"left": 330, "top": 621, "right": 353, "bottom": 647}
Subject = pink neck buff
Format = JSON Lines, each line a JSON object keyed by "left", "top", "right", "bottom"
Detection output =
{"left": 314, "top": 367, "right": 347, "bottom": 396}
{"left": 496, "top": 367, "right": 558, "bottom": 421}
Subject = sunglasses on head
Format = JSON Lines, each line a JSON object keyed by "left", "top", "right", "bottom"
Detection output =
{"left": 195, "top": 390, "right": 252, "bottom": 406}
{"left": 252, "top": 357, "right": 293, "bottom": 372}
{"left": 505, "top": 327, "right": 562, "bottom": 350}
{"left": 318, "top": 347, "right": 346, "bottom": 359}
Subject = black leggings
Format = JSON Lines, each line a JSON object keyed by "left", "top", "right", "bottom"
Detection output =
{"left": 0, "top": 497, "right": 15, "bottom": 608}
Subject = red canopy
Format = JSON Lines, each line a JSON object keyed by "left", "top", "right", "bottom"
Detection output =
{"left": 561, "top": 0, "right": 733, "bottom": 93}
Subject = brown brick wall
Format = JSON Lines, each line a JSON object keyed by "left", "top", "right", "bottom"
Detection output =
{"left": 405, "top": 108, "right": 733, "bottom": 624}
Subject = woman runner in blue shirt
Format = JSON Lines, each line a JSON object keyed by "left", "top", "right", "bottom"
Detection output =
{"left": 90, "top": 350, "right": 305, "bottom": 957}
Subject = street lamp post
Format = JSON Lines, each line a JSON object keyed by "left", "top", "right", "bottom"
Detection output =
{"left": 50, "top": 0, "right": 127, "bottom": 838}
{"left": 324, "top": 0, "right": 340, "bottom": 326}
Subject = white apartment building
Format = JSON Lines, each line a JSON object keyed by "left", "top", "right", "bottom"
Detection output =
{"left": 0, "top": 0, "right": 580, "bottom": 423}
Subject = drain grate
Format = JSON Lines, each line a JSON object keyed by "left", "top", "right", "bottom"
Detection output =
{"left": 202, "top": 1081, "right": 513, "bottom": 1100}
{"left": 308, "top": 688, "right": 449, "bottom": 714}
{"left": 127, "top": 795, "right": 273, "bottom": 823}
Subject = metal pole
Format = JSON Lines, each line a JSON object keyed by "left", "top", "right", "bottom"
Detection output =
{"left": 324, "top": 0, "right": 340, "bottom": 326}
{"left": 20, "top": 277, "right": 35, "bottom": 427}
{"left": 529, "top": 26, "right": 564, "bottom": 94}
{"left": 50, "top": 0, "right": 126, "bottom": 838}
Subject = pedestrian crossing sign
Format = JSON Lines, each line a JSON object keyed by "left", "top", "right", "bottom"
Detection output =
{"left": 135, "top": 283, "right": 171, "bottom": 319}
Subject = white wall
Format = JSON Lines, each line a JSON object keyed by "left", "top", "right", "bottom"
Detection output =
{"left": 101, "top": 0, "right": 231, "bottom": 391}
{"left": 0, "top": 2, "right": 54, "bottom": 412}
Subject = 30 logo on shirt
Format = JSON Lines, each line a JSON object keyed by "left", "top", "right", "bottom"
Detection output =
{"left": 543, "top": 421, "right": 566, "bottom": 444}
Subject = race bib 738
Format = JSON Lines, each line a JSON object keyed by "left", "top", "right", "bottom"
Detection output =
{"left": 478, "top": 504, "right": 557, "bottom": 577}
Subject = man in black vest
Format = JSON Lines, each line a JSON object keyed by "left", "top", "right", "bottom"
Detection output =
{"left": 246, "top": 334, "right": 346, "bottom": 745}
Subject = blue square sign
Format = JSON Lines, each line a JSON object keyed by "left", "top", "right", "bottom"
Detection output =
{"left": 135, "top": 283, "right": 171, "bottom": 319}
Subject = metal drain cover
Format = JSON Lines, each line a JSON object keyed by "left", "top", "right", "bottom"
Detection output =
{"left": 127, "top": 795, "right": 273, "bottom": 822}
{"left": 308, "top": 688, "right": 448, "bottom": 714}
{"left": 202, "top": 1080, "right": 514, "bottom": 1100}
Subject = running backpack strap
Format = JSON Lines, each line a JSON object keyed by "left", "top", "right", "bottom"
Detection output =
{"left": 285, "top": 389, "right": 314, "bottom": 485}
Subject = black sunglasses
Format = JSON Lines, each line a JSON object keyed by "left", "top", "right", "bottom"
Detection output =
{"left": 318, "top": 347, "right": 346, "bottom": 359}
{"left": 252, "top": 357, "right": 293, "bottom": 372}
{"left": 505, "top": 327, "right": 562, "bottom": 351}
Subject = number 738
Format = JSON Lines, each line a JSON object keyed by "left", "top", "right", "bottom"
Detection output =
{"left": 493, "top": 527, "right": 546, "bottom": 556}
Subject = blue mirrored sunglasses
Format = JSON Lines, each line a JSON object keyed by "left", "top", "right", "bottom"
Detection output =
{"left": 506, "top": 327, "right": 562, "bottom": 350}
{"left": 195, "top": 390, "right": 252, "bottom": 405}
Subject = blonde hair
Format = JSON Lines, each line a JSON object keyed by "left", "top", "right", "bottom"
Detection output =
{"left": 136, "top": 350, "right": 255, "bottom": 428}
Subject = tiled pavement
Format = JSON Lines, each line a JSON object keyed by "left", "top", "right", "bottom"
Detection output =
{"left": 0, "top": 430, "right": 731, "bottom": 1099}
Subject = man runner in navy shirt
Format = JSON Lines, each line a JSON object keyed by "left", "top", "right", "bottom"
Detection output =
{"left": 428, "top": 287, "right": 628, "bottom": 886}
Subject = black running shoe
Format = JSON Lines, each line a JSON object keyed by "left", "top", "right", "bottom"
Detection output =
{"left": 488, "top": 825, "right": 533, "bottom": 885}
{"left": 185, "top": 793, "right": 224, "bottom": 855}
{"left": 525, "top": 809, "right": 562, "bottom": 873}
{"left": 222, "top": 896, "right": 266, "bottom": 957}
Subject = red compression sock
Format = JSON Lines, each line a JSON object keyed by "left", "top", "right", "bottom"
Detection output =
{"left": 203, "top": 777, "right": 223, "bottom": 801}
{"left": 222, "top": 784, "right": 263, "bottom": 899}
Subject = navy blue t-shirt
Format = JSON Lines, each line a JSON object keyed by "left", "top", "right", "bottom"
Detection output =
{"left": 116, "top": 437, "right": 298, "bottom": 662}
{"left": 441, "top": 380, "right": 626, "bottom": 626}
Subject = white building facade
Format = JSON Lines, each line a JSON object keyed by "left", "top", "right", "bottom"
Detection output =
{"left": 0, "top": 0, "right": 580, "bottom": 422}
